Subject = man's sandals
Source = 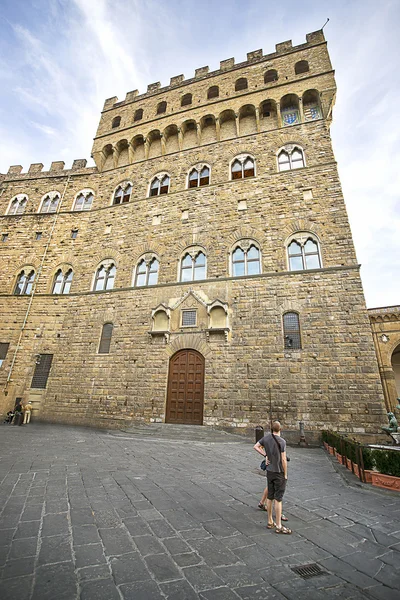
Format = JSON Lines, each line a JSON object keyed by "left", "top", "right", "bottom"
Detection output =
{"left": 275, "top": 526, "right": 292, "bottom": 534}
{"left": 258, "top": 503, "right": 288, "bottom": 521}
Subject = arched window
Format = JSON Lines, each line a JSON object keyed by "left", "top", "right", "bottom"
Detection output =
{"left": 74, "top": 191, "right": 94, "bottom": 211}
{"left": 135, "top": 257, "right": 159, "bottom": 286}
{"left": 231, "top": 155, "right": 255, "bottom": 179}
{"left": 181, "top": 93, "right": 192, "bottom": 107}
{"left": 264, "top": 69, "right": 278, "bottom": 83}
{"left": 98, "top": 323, "right": 113, "bottom": 354}
{"left": 188, "top": 165, "right": 210, "bottom": 188}
{"left": 14, "top": 269, "right": 35, "bottom": 295}
{"left": 149, "top": 174, "right": 170, "bottom": 196}
{"left": 283, "top": 312, "right": 301, "bottom": 349}
{"left": 40, "top": 193, "right": 60, "bottom": 214}
{"left": 93, "top": 263, "right": 116, "bottom": 291}
{"left": 157, "top": 101, "right": 167, "bottom": 114}
{"left": 134, "top": 108, "right": 143, "bottom": 122}
{"left": 295, "top": 60, "right": 309, "bottom": 75}
{"left": 180, "top": 251, "right": 206, "bottom": 282}
{"left": 278, "top": 146, "right": 305, "bottom": 171}
{"left": 8, "top": 195, "right": 27, "bottom": 215}
{"left": 52, "top": 269, "right": 73, "bottom": 294}
{"left": 303, "top": 90, "right": 321, "bottom": 121}
{"left": 235, "top": 78, "right": 248, "bottom": 91}
{"left": 232, "top": 243, "right": 261, "bottom": 276}
{"left": 207, "top": 86, "right": 219, "bottom": 99}
{"left": 287, "top": 233, "right": 321, "bottom": 271}
{"left": 280, "top": 94, "right": 300, "bottom": 126}
{"left": 113, "top": 183, "right": 132, "bottom": 205}
{"left": 112, "top": 116, "right": 121, "bottom": 128}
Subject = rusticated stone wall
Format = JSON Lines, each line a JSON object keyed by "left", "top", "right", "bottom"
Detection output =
{"left": 0, "top": 30, "right": 387, "bottom": 432}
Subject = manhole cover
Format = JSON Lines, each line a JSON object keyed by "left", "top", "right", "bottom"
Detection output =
{"left": 291, "top": 563, "right": 325, "bottom": 579}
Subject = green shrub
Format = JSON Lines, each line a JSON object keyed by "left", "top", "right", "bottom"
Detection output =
{"left": 343, "top": 439, "right": 357, "bottom": 463}
{"left": 321, "top": 430, "right": 328, "bottom": 443}
{"left": 372, "top": 449, "right": 400, "bottom": 477}
{"left": 361, "top": 446, "right": 374, "bottom": 471}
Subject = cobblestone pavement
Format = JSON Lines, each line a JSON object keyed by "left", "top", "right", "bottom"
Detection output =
{"left": 1, "top": 423, "right": 400, "bottom": 600}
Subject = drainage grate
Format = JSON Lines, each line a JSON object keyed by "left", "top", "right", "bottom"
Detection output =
{"left": 291, "top": 563, "right": 325, "bottom": 579}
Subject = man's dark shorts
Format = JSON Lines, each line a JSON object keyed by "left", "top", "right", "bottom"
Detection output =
{"left": 266, "top": 471, "right": 286, "bottom": 501}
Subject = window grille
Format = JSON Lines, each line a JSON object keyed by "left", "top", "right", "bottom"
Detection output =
{"left": 182, "top": 310, "right": 197, "bottom": 327}
{"left": 99, "top": 323, "right": 113, "bottom": 354}
{"left": 283, "top": 313, "right": 301, "bottom": 350}
{"left": 31, "top": 354, "right": 53, "bottom": 389}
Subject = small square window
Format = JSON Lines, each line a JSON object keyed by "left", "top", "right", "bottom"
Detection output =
{"left": 71, "top": 229, "right": 78, "bottom": 239}
{"left": 104, "top": 224, "right": 112, "bottom": 234}
{"left": 35, "top": 232, "right": 42, "bottom": 240}
{"left": 1, "top": 233, "right": 8, "bottom": 242}
{"left": 152, "top": 215, "right": 161, "bottom": 225}
{"left": 181, "top": 210, "right": 189, "bottom": 221}
{"left": 182, "top": 310, "right": 197, "bottom": 327}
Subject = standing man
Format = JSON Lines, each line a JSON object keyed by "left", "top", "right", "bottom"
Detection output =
{"left": 22, "top": 401, "right": 33, "bottom": 424}
{"left": 254, "top": 421, "right": 292, "bottom": 534}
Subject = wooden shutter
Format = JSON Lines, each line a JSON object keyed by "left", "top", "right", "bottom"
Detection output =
{"left": 31, "top": 354, "right": 53, "bottom": 389}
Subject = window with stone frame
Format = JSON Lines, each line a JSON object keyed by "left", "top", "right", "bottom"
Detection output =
{"left": 74, "top": 190, "right": 94, "bottom": 211}
{"left": 93, "top": 262, "right": 116, "bottom": 291}
{"left": 134, "top": 108, "right": 143, "bottom": 122}
{"left": 0, "top": 342, "right": 10, "bottom": 367}
{"left": 7, "top": 195, "right": 27, "bottom": 215}
{"left": 157, "top": 101, "right": 167, "bottom": 114}
{"left": 207, "top": 86, "right": 219, "bottom": 99}
{"left": 231, "top": 155, "right": 255, "bottom": 180}
{"left": 52, "top": 268, "right": 73, "bottom": 294}
{"left": 98, "top": 323, "right": 113, "bottom": 354}
{"left": 295, "top": 60, "right": 309, "bottom": 75}
{"left": 112, "top": 116, "right": 121, "bottom": 128}
{"left": 231, "top": 241, "right": 261, "bottom": 276}
{"left": 180, "top": 250, "right": 206, "bottom": 282}
{"left": 134, "top": 256, "right": 159, "bottom": 286}
{"left": 235, "top": 78, "right": 248, "bottom": 91}
{"left": 149, "top": 174, "right": 170, "bottom": 197}
{"left": 287, "top": 233, "right": 321, "bottom": 271}
{"left": 181, "top": 309, "right": 197, "bottom": 327}
{"left": 264, "top": 69, "right": 278, "bottom": 83}
{"left": 283, "top": 312, "right": 301, "bottom": 350}
{"left": 278, "top": 146, "right": 305, "bottom": 171}
{"left": 181, "top": 93, "right": 192, "bottom": 106}
{"left": 40, "top": 192, "right": 60, "bottom": 214}
{"left": 113, "top": 183, "right": 132, "bottom": 205}
{"left": 188, "top": 165, "right": 210, "bottom": 188}
{"left": 14, "top": 269, "right": 35, "bottom": 295}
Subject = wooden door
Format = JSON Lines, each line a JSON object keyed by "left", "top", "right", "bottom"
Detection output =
{"left": 166, "top": 349, "right": 204, "bottom": 425}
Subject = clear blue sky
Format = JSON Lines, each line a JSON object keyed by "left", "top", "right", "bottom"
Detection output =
{"left": 0, "top": 0, "right": 399, "bottom": 307}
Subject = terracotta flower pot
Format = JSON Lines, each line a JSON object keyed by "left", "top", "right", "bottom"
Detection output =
{"left": 346, "top": 457, "right": 352, "bottom": 470}
{"left": 371, "top": 472, "right": 400, "bottom": 492}
{"left": 328, "top": 446, "right": 334, "bottom": 455}
{"left": 323, "top": 442, "right": 329, "bottom": 451}
{"left": 364, "top": 470, "right": 373, "bottom": 483}
{"left": 353, "top": 463, "right": 360, "bottom": 478}
{"left": 336, "top": 452, "right": 343, "bottom": 464}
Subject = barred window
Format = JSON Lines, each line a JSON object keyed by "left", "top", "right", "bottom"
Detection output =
{"left": 283, "top": 312, "right": 301, "bottom": 350}
{"left": 98, "top": 323, "right": 113, "bottom": 354}
{"left": 31, "top": 354, "right": 53, "bottom": 388}
{"left": 14, "top": 270, "right": 35, "bottom": 295}
{"left": 52, "top": 269, "right": 73, "bottom": 294}
{"left": 182, "top": 310, "right": 197, "bottom": 327}
{"left": 135, "top": 257, "right": 159, "bottom": 286}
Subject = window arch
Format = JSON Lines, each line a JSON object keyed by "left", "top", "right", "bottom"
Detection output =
{"left": 113, "top": 182, "right": 132, "bottom": 205}
{"left": 98, "top": 323, "right": 113, "bottom": 354}
{"left": 277, "top": 146, "right": 305, "bottom": 171}
{"left": 73, "top": 190, "right": 94, "bottom": 211}
{"left": 14, "top": 269, "right": 35, "bottom": 295}
{"left": 180, "top": 250, "right": 206, "bottom": 282}
{"left": 283, "top": 312, "right": 301, "bottom": 349}
{"left": 40, "top": 192, "right": 60, "bottom": 214}
{"left": 188, "top": 164, "right": 210, "bottom": 188}
{"left": 52, "top": 268, "right": 73, "bottom": 294}
{"left": 134, "top": 256, "right": 159, "bottom": 286}
{"left": 235, "top": 78, "right": 248, "bottom": 91}
{"left": 264, "top": 69, "right": 278, "bottom": 83}
{"left": 231, "top": 241, "right": 261, "bottom": 276}
{"left": 7, "top": 195, "right": 28, "bottom": 215}
{"left": 303, "top": 90, "right": 322, "bottom": 121}
{"left": 157, "top": 101, "right": 167, "bottom": 114}
{"left": 295, "top": 60, "right": 309, "bottom": 75}
{"left": 112, "top": 116, "right": 121, "bottom": 128}
{"left": 93, "top": 262, "right": 116, "bottom": 291}
{"left": 287, "top": 232, "right": 321, "bottom": 271}
{"left": 134, "top": 108, "right": 143, "bottom": 122}
{"left": 231, "top": 155, "right": 255, "bottom": 179}
{"left": 181, "top": 93, "right": 192, "bottom": 107}
{"left": 207, "top": 86, "right": 219, "bottom": 99}
{"left": 149, "top": 173, "right": 170, "bottom": 197}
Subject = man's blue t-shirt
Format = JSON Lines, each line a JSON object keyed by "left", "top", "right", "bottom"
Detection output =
{"left": 259, "top": 433, "right": 286, "bottom": 473}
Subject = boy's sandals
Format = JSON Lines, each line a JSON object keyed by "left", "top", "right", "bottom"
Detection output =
{"left": 267, "top": 521, "right": 276, "bottom": 529}
{"left": 258, "top": 503, "right": 289, "bottom": 522}
{"left": 275, "top": 526, "right": 292, "bottom": 534}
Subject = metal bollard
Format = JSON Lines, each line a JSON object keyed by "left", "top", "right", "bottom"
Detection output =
{"left": 255, "top": 425, "right": 264, "bottom": 443}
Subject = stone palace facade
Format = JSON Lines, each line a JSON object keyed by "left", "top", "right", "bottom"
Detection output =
{"left": 0, "top": 30, "right": 387, "bottom": 432}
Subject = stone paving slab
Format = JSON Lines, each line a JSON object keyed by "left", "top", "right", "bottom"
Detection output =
{"left": 0, "top": 422, "right": 400, "bottom": 599}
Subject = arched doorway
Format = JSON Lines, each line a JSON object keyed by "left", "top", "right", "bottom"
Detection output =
{"left": 166, "top": 349, "right": 205, "bottom": 425}
{"left": 391, "top": 344, "right": 400, "bottom": 399}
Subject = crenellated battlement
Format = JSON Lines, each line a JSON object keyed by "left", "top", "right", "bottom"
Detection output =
{"left": 102, "top": 30, "right": 325, "bottom": 111}
{"left": 1, "top": 159, "right": 97, "bottom": 181}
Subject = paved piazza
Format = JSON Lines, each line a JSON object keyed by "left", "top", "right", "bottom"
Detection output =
{"left": 0, "top": 423, "right": 400, "bottom": 600}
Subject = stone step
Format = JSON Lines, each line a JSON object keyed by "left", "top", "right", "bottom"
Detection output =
{"left": 110, "top": 422, "right": 248, "bottom": 442}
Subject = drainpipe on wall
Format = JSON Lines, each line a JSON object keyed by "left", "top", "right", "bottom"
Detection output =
{"left": 4, "top": 175, "right": 71, "bottom": 392}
